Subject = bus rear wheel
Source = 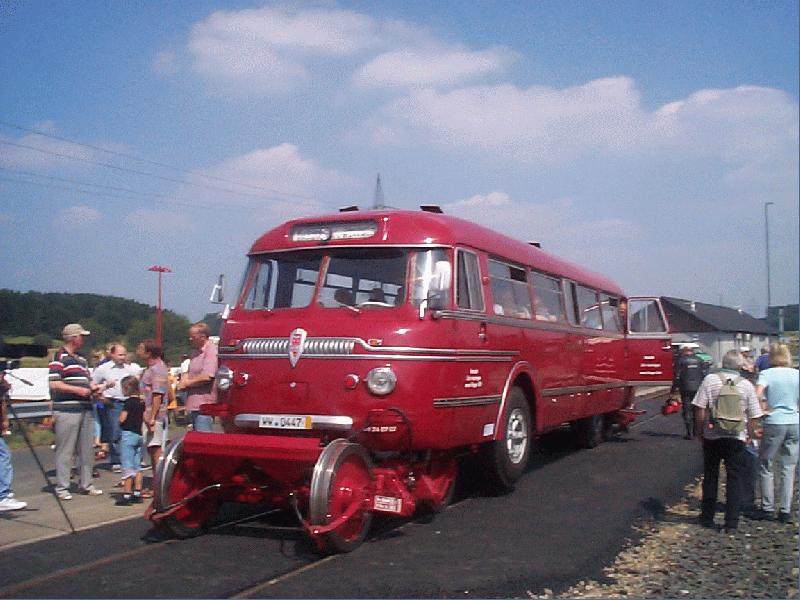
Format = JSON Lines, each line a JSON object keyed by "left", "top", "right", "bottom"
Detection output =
{"left": 483, "top": 387, "right": 531, "bottom": 493}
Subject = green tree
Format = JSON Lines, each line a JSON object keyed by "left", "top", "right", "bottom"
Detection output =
{"left": 125, "top": 310, "right": 191, "bottom": 364}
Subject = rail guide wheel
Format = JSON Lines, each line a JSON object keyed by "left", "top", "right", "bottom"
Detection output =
{"left": 153, "top": 437, "right": 220, "bottom": 538}
{"left": 308, "top": 439, "right": 374, "bottom": 553}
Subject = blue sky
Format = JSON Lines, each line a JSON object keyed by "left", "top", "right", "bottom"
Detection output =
{"left": 1, "top": 1, "right": 797, "bottom": 322}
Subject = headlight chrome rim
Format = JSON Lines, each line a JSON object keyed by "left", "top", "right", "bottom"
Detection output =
{"left": 216, "top": 365, "right": 233, "bottom": 391}
{"left": 365, "top": 367, "right": 397, "bottom": 396}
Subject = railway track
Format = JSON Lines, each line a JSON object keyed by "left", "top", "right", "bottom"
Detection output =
{"left": 0, "top": 389, "right": 678, "bottom": 598}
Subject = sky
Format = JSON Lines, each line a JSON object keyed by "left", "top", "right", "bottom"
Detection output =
{"left": 0, "top": 1, "right": 797, "bottom": 322}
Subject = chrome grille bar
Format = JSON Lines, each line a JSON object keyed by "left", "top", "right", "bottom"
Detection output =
{"left": 241, "top": 337, "right": 355, "bottom": 356}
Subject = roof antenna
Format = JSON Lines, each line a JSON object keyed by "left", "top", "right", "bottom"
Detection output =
{"left": 373, "top": 173, "right": 384, "bottom": 209}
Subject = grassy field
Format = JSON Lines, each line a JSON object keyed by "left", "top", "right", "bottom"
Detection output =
{"left": 3, "top": 422, "right": 54, "bottom": 450}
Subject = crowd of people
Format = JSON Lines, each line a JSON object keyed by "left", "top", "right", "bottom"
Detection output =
{"left": 0, "top": 320, "right": 219, "bottom": 511}
{"left": 677, "top": 342, "right": 799, "bottom": 533}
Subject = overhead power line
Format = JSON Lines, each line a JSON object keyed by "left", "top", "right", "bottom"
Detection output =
{"left": 0, "top": 139, "right": 309, "bottom": 203}
{"left": 0, "top": 167, "right": 171, "bottom": 200}
{"left": 0, "top": 173, "right": 296, "bottom": 214}
{"left": 0, "top": 120, "right": 314, "bottom": 200}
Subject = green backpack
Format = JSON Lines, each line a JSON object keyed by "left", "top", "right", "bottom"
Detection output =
{"left": 710, "top": 374, "right": 747, "bottom": 436}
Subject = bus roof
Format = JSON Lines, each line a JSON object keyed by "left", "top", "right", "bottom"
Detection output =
{"left": 249, "top": 208, "right": 624, "bottom": 296}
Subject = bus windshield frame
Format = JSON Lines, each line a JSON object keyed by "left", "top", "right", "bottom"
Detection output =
{"left": 237, "top": 247, "right": 451, "bottom": 311}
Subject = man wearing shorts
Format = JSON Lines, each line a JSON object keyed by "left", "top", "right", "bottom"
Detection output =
{"left": 136, "top": 339, "right": 169, "bottom": 497}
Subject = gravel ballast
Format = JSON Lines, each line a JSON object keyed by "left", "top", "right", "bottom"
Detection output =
{"left": 529, "top": 472, "right": 798, "bottom": 599}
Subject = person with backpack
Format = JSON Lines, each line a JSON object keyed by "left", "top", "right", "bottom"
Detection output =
{"left": 675, "top": 344, "right": 705, "bottom": 439}
{"left": 692, "top": 349, "right": 763, "bottom": 533}
{"left": 754, "top": 343, "right": 799, "bottom": 524}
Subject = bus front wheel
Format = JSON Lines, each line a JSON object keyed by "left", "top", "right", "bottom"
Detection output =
{"left": 483, "top": 387, "right": 531, "bottom": 493}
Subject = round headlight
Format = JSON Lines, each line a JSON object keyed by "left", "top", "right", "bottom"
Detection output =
{"left": 365, "top": 367, "right": 397, "bottom": 396}
{"left": 216, "top": 365, "right": 233, "bottom": 391}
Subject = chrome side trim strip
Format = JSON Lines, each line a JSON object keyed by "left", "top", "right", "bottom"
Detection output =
{"left": 433, "top": 395, "right": 502, "bottom": 408}
{"left": 541, "top": 382, "right": 629, "bottom": 397}
{"left": 232, "top": 336, "right": 519, "bottom": 358}
{"left": 234, "top": 413, "right": 353, "bottom": 430}
{"left": 220, "top": 353, "right": 513, "bottom": 362}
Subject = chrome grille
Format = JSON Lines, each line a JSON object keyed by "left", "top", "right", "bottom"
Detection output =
{"left": 241, "top": 337, "right": 355, "bottom": 356}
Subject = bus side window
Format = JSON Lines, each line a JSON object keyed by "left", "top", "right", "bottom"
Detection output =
{"left": 456, "top": 249, "right": 485, "bottom": 311}
{"left": 564, "top": 280, "right": 580, "bottom": 326}
{"left": 600, "top": 294, "right": 622, "bottom": 332}
{"left": 576, "top": 285, "right": 603, "bottom": 329}
{"left": 489, "top": 259, "right": 531, "bottom": 318}
{"left": 532, "top": 271, "right": 566, "bottom": 322}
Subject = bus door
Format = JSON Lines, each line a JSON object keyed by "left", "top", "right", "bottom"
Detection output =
{"left": 625, "top": 297, "right": 673, "bottom": 385}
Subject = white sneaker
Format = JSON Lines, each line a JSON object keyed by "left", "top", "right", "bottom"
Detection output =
{"left": 57, "top": 490, "right": 73, "bottom": 501}
{"left": 78, "top": 486, "right": 103, "bottom": 496}
{"left": 0, "top": 497, "right": 27, "bottom": 511}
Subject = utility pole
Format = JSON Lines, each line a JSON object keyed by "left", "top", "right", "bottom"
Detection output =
{"left": 764, "top": 202, "right": 774, "bottom": 317}
{"left": 148, "top": 265, "right": 171, "bottom": 347}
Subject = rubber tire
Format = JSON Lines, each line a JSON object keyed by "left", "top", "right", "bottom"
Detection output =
{"left": 574, "top": 414, "right": 604, "bottom": 449}
{"left": 483, "top": 387, "right": 532, "bottom": 493}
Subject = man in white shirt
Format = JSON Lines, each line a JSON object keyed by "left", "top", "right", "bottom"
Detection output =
{"left": 92, "top": 344, "right": 139, "bottom": 472}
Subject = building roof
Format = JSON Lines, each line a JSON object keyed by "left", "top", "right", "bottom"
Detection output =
{"left": 662, "top": 297, "right": 778, "bottom": 335}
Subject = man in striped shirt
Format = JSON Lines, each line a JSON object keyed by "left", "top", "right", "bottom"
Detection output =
{"left": 49, "top": 323, "right": 107, "bottom": 499}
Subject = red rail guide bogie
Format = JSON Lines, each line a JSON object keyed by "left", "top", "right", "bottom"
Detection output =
{"left": 148, "top": 207, "right": 673, "bottom": 553}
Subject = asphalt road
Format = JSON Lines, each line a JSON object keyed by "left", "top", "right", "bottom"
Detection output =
{"left": 0, "top": 393, "right": 703, "bottom": 598}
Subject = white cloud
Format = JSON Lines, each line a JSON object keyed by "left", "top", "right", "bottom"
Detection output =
{"left": 361, "top": 78, "right": 798, "bottom": 168}
{"left": 58, "top": 205, "right": 101, "bottom": 228}
{"left": 153, "top": 49, "right": 180, "bottom": 75}
{"left": 187, "top": 6, "right": 380, "bottom": 93}
{"left": 353, "top": 44, "right": 518, "bottom": 89}
{"left": 168, "top": 143, "right": 358, "bottom": 220}
{"left": 182, "top": 6, "right": 512, "bottom": 95}
{"left": 443, "top": 192, "right": 640, "bottom": 253}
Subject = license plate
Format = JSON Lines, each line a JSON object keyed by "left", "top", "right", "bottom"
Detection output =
{"left": 373, "top": 495, "right": 403, "bottom": 513}
{"left": 258, "top": 414, "right": 312, "bottom": 430}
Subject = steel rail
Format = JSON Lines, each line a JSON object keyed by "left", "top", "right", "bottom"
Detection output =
{"left": 0, "top": 508, "right": 281, "bottom": 598}
{"left": 0, "top": 389, "right": 671, "bottom": 599}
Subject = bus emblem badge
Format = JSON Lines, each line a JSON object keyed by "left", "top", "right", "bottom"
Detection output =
{"left": 288, "top": 328, "right": 307, "bottom": 367}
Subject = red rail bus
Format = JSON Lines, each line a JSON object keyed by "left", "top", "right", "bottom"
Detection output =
{"left": 149, "top": 207, "right": 672, "bottom": 552}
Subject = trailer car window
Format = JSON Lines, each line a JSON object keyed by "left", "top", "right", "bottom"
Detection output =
{"left": 628, "top": 299, "right": 667, "bottom": 333}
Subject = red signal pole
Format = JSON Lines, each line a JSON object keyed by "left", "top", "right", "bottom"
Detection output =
{"left": 148, "top": 265, "right": 172, "bottom": 347}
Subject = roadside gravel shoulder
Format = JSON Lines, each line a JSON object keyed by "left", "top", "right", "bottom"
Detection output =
{"left": 530, "top": 475, "right": 798, "bottom": 599}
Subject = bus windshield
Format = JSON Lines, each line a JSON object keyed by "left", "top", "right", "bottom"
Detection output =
{"left": 238, "top": 248, "right": 450, "bottom": 311}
